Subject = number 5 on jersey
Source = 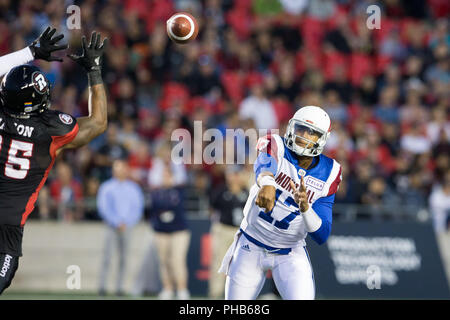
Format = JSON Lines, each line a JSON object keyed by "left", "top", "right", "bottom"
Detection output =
{"left": 0, "top": 134, "right": 34, "bottom": 179}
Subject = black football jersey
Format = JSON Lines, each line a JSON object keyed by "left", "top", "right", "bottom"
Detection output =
{"left": 0, "top": 108, "right": 78, "bottom": 255}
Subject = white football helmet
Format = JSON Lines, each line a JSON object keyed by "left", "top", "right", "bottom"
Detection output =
{"left": 284, "top": 106, "right": 331, "bottom": 157}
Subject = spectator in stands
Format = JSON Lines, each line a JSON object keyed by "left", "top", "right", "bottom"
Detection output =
{"left": 427, "top": 107, "right": 450, "bottom": 146}
{"left": 324, "top": 65, "right": 353, "bottom": 104}
{"left": 117, "top": 117, "right": 141, "bottom": 151}
{"left": 94, "top": 123, "right": 129, "bottom": 181}
{"left": 361, "top": 176, "right": 400, "bottom": 209}
{"left": 352, "top": 160, "right": 374, "bottom": 205}
{"left": 400, "top": 123, "right": 432, "bottom": 155}
{"left": 425, "top": 43, "right": 449, "bottom": 85}
{"left": 374, "top": 85, "right": 400, "bottom": 124}
{"left": 357, "top": 75, "right": 377, "bottom": 106}
{"left": 49, "top": 162, "right": 84, "bottom": 221}
{"left": 400, "top": 88, "right": 428, "bottom": 126}
{"left": 147, "top": 142, "right": 191, "bottom": 300}
{"left": 128, "top": 139, "right": 153, "bottom": 186}
{"left": 239, "top": 80, "right": 278, "bottom": 130}
{"left": 190, "top": 54, "right": 222, "bottom": 96}
{"left": 323, "top": 89, "right": 348, "bottom": 124}
{"left": 97, "top": 159, "right": 145, "bottom": 296}
{"left": 83, "top": 177, "right": 101, "bottom": 221}
{"left": 208, "top": 165, "right": 248, "bottom": 299}
{"left": 274, "top": 57, "right": 299, "bottom": 102}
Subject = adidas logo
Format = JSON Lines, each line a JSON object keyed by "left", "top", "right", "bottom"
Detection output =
{"left": 241, "top": 244, "right": 251, "bottom": 252}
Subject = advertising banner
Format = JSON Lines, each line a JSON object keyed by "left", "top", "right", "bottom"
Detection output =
{"left": 306, "top": 221, "right": 450, "bottom": 299}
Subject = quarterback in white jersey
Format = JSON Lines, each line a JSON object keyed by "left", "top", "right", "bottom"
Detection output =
{"left": 219, "top": 106, "right": 342, "bottom": 300}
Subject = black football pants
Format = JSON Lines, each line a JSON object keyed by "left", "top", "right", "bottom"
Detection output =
{"left": 0, "top": 253, "right": 19, "bottom": 295}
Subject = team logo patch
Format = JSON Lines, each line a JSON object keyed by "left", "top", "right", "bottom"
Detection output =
{"left": 59, "top": 113, "right": 73, "bottom": 125}
{"left": 305, "top": 176, "right": 325, "bottom": 191}
{"left": 32, "top": 72, "right": 49, "bottom": 94}
{"left": 298, "top": 169, "right": 306, "bottom": 177}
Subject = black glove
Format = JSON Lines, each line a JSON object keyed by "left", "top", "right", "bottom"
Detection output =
{"left": 68, "top": 31, "right": 108, "bottom": 72}
{"left": 29, "top": 26, "right": 68, "bottom": 62}
{"left": 67, "top": 31, "right": 108, "bottom": 85}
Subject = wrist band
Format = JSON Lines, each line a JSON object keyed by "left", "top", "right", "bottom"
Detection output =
{"left": 87, "top": 70, "right": 103, "bottom": 86}
{"left": 258, "top": 175, "right": 277, "bottom": 188}
{"left": 302, "top": 207, "right": 322, "bottom": 232}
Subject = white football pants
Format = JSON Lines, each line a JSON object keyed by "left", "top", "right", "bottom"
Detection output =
{"left": 223, "top": 233, "right": 315, "bottom": 300}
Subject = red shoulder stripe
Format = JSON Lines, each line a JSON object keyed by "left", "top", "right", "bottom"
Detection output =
{"left": 327, "top": 166, "right": 342, "bottom": 196}
{"left": 50, "top": 123, "right": 79, "bottom": 157}
{"left": 257, "top": 134, "right": 278, "bottom": 158}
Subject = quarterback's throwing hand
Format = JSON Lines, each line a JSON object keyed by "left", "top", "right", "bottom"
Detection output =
{"left": 255, "top": 185, "right": 276, "bottom": 213}
{"left": 290, "top": 178, "right": 309, "bottom": 213}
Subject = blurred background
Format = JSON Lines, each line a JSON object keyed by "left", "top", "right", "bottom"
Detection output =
{"left": 0, "top": 0, "right": 449, "bottom": 299}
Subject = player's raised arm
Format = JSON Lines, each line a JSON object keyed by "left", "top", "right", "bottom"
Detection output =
{"left": 0, "top": 26, "right": 68, "bottom": 76}
{"left": 255, "top": 172, "right": 277, "bottom": 213}
{"left": 61, "top": 32, "right": 108, "bottom": 151}
{"left": 254, "top": 135, "right": 280, "bottom": 213}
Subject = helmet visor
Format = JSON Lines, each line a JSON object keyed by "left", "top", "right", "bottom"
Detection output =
{"left": 295, "top": 122, "right": 322, "bottom": 137}
{"left": 292, "top": 123, "right": 323, "bottom": 150}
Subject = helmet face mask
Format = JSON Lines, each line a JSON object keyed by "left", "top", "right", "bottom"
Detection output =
{"left": 285, "top": 106, "right": 331, "bottom": 157}
{"left": 0, "top": 65, "right": 51, "bottom": 119}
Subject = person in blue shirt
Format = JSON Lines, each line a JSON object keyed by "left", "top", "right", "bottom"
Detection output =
{"left": 97, "top": 159, "right": 144, "bottom": 296}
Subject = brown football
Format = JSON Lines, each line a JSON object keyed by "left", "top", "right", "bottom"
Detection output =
{"left": 166, "top": 12, "right": 199, "bottom": 44}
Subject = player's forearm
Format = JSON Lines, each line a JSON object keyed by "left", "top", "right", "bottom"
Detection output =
{"left": 88, "top": 81, "right": 108, "bottom": 132}
{"left": 302, "top": 207, "right": 323, "bottom": 232}
{"left": 0, "top": 47, "right": 34, "bottom": 77}
{"left": 63, "top": 82, "right": 107, "bottom": 150}
{"left": 255, "top": 154, "right": 278, "bottom": 189}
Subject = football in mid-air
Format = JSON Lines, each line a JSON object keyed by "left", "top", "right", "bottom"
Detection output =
{"left": 166, "top": 12, "right": 199, "bottom": 44}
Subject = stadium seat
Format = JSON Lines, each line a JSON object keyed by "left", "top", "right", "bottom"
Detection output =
{"left": 323, "top": 51, "right": 348, "bottom": 81}
{"left": 159, "top": 82, "right": 190, "bottom": 110}
{"left": 349, "top": 53, "right": 373, "bottom": 86}
{"left": 300, "top": 17, "right": 326, "bottom": 52}
{"left": 375, "top": 55, "right": 393, "bottom": 75}
{"left": 226, "top": 8, "right": 253, "bottom": 40}
{"left": 428, "top": 0, "right": 450, "bottom": 18}
{"left": 221, "top": 71, "right": 244, "bottom": 103}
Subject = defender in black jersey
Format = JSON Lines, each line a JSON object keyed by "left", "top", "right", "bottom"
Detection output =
{"left": 0, "top": 28, "right": 108, "bottom": 294}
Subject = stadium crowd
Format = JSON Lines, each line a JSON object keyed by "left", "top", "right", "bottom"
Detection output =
{"left": 0, "top": 0, "right": 449, "bottom": 230}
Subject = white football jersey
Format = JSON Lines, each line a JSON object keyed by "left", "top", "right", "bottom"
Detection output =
{"left": 240, "top": 134, "right": 342, "bottom": 249}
